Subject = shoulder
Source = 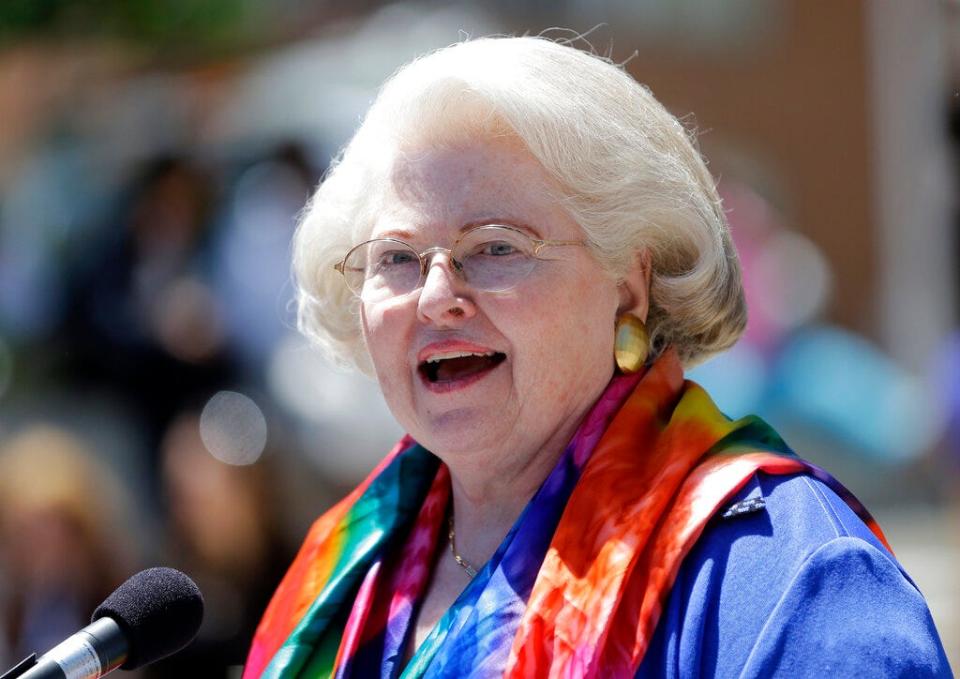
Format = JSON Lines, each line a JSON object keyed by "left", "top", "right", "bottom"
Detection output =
{"left": 637, "top": 472, "right": 952, "bottom": 678}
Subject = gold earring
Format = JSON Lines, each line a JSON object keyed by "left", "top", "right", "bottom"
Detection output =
{"left": 614, "top": 313, "right": 649, "bottom": 374}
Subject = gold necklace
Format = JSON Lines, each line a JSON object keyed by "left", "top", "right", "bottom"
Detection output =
{"left": 447, "top": 513, "right": 478, "bottom": 578}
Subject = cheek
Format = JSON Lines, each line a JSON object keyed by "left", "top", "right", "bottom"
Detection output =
{"left": 361, "top": 303, "right": 418, "bottom": 424}
{"left": 512, "top": 278, "right": 618, "bottom": 390}
{"left": 359, "top": 306, "right": 380, "bottom": 366}
{"left": 361, "top": 301, "right": 408, "bottom": 377}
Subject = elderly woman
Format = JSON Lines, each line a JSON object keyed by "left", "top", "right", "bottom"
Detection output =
{"left": 244, "top": 38, "right": 949, "bottom": 677}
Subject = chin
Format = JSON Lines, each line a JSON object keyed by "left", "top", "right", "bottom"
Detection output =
{"left": 411, "top": 407, "right": 506, "bottom": 457}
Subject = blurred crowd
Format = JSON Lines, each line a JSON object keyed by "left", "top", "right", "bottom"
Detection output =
{"left": 0, "top": 143, "right": 335, "bottom": 674}
{"left": 0, "top": 1, "right": 958, "bottom": 674}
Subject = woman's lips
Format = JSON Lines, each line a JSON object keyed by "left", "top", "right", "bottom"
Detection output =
{"left": 416, "top": 341, "right": 507, "bottom": 393}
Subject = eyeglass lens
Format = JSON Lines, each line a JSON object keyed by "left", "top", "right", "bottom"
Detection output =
{"left": 342, "top": 226, "right": 539, "bottom": 299}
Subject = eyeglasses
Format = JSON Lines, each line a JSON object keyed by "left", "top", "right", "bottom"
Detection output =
{"left": 334, "top": 224, "right": 586, "bottom": 300}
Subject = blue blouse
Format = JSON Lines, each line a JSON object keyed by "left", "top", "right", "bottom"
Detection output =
{"left": 636, "top": 472, "right": 952, "bottom": 677}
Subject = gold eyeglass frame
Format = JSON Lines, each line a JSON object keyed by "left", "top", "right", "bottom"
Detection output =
{"left": 333, "top": 224, "right": 586, "bottom": 296}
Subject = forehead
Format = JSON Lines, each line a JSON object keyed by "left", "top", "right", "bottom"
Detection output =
{"left": 371, "top": 136, "right": 568, "bottom": 239}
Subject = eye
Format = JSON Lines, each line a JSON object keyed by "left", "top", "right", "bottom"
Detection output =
{"left": 480, "top": 240, "right": 517, "bottom": 256}
{"left": 376, "top": 249, "right": 418, "bottom": 267}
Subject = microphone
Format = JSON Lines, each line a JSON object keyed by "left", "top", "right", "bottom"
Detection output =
{"left": 11, "top": 567, "right": 204, "bottom": 679}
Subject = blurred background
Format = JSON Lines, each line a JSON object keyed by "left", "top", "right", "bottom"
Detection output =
{"left": 0, "top": 0, "right": 957, "bottom": 674}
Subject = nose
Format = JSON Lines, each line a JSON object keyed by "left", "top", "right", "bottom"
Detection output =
{"left": 416, "top": 252, "right": 477, "bottom": 327}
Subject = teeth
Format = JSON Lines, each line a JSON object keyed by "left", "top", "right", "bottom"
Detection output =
{"left": 424, "top": 351, "right": 496, "bottom": 363}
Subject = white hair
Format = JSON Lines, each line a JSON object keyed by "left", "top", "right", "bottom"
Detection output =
{"left": 293, "top": 36, "right": 746, "bottom": 373}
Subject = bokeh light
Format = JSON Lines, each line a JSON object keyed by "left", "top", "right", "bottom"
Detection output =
{"left": 199, "top": 391, "right": 268, "bottom": 466}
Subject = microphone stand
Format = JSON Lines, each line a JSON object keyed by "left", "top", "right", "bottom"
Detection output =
{"left": 1, "top": 655, "right": 37, "bottom": 679}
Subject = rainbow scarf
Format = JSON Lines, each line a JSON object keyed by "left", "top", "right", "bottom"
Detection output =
{"left": 244, "top": 348, "right": 888, "bottom": 678}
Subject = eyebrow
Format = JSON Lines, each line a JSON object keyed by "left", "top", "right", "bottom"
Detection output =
{"left": 460, "top": 218, "right": 544, "bottom": 239}
{"left": 372, "top": 218, "right": 544, "bottom": 242}
{"left": 371, "top": 228, "right": 416, "bottom": 241}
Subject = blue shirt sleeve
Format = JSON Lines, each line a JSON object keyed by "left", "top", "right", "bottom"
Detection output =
{"left": 636, "top": 473, "right": 952, "bottom": 678}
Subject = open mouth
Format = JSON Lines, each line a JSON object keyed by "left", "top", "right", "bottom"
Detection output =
{"left": 418, "top": 351, "right": 507, "bottom": 384}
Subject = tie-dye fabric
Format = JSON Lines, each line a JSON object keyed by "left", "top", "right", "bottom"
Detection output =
{"left": 244, "top": 348, "right": 888, "bottom": 678}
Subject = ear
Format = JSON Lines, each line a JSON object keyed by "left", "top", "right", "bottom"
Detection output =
{"left": 617, "top": 249, "right": 652, "bottom": 321}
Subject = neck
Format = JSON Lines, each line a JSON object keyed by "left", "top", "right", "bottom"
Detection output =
{"left": 441, "top": 417, "right": 580, "bottom": 570}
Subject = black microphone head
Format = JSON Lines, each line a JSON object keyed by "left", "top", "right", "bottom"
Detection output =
{"left": 92, "top": 567, "right": 204, "bottom": 669}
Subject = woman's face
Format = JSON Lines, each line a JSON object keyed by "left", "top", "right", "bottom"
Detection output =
{"left": 360, "top": 136, "right": 622, "bottom": 463}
